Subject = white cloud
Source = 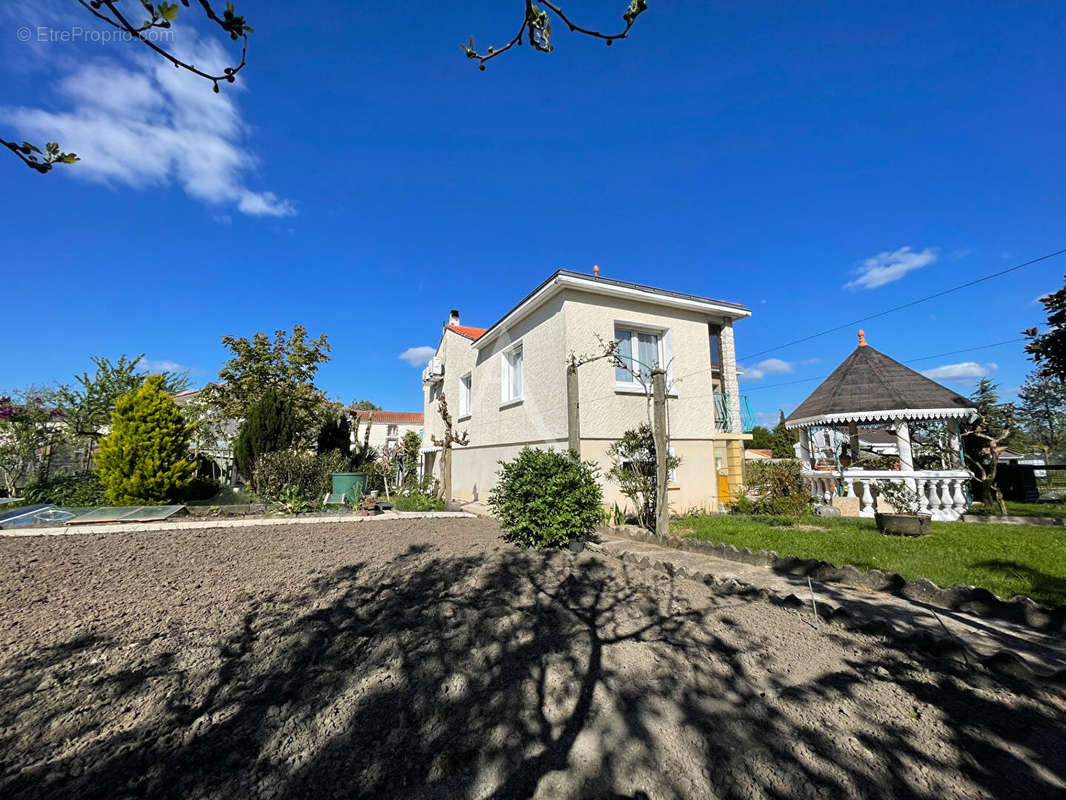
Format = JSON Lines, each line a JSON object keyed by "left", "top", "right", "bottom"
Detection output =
{"left": 741, "top": 358, "right": 794, "bottom": 382}
{"left": 141, "top": 358, "right": 186, "bottom": 373}
{"left": 922, "top": 362, "right": 997, "bottom": 382}
{"left": 399, "top": 346, "right": 436, "bottom": 367}
{"left": 845, "top": 246, "right": 938, "bottom": 290}
{"left": 1, "top": 27, "right": 293, "bottom": 217}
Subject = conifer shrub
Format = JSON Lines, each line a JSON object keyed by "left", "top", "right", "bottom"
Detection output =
{"left": 489, "top": 447, "right": 604, "bottom": 548}
{"left": 94, "top": 376, "right": 195, "bottom": 504}
{"left": 233, "top": 389, "right": 300, "bottom": 485}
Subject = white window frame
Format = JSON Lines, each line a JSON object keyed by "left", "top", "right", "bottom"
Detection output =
{"left": 613, "top": 322, "right": 673, "bottom": 394}
{"left": 458, "top": 372, "right": 472, "bottom": 419}
{"left": 500, "top": 341, "right": 524, "bottom": 407}
{"left": 386, "top": 424, "right": 399, "bottom": 438}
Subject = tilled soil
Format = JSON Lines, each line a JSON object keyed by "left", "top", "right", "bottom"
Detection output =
{"left": 0, "top": 518, "right": 1063, "bottom": 799}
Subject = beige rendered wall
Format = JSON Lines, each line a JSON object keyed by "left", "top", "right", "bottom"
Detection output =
{"left": 423, "top": 328, "right": 478, "bottom": 456}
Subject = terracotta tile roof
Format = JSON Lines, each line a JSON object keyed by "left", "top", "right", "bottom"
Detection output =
{"left": 445, "top": 324, "right": 487, "bottom": 341}
{"left": 352, "top": 409, "right": 424, "bottom": 424}
{"left": 745, "top": 448, "right": 773, "bottom": 458}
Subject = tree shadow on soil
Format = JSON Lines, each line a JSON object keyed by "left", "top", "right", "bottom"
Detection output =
{"left": 1, "top": 545, "right": 1064, "bottom": 799}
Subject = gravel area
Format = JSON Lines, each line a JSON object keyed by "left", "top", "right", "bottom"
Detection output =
{"left": 1, "top": 518, "right": 1064, "bottom": 799}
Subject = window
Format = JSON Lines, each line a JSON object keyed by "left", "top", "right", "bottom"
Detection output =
{"left": 387, "top": 424, "right": 398, "bottom": 438}
{"left": 459, "top": 373, "right": 472, "bottom": 418}
{"left": 708, "top": 324, "right": 722, "bottom": 369}
{"left": 615, "top": 326, "right": 663, "bottom": 387}
{"left": 501, "top": 343, "right": 523, "bottom": 404}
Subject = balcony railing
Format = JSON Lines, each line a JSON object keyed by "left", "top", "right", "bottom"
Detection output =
{"left": 714, "top": 393, "right": 756, "bottom": 433}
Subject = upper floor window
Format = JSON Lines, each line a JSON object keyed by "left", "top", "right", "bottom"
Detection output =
{"left": 708, "top": 324, "right": 722, "bottom": 369}
{"left": 387, "top": 424, "right": 398, "bottom": 438}
{"left": 459, "top": 373, "right": 472, "bottom": 417}
{"left": 501, "top": 343, "right": 523, "bottom": 404}
{"left": 615, "top": 326, "right": 662, "bottom": 387}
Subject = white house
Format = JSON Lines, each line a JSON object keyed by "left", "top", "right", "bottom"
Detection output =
{"left": 351, "top": 409, "right": 423, "bottom": 454}
{"left": 421, "top": 268, "right": 752, "bottom": 512}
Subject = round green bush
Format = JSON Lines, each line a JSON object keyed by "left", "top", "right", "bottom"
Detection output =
{"left": 488, "top": 447, "right": 605, "bottom": 549}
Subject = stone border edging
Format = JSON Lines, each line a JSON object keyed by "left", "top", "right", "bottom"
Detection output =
{"left": 600, "top": 525, "right": 1066, "bottom": 635}
{"left": 0, "top": 511, "right": 477, "bottom": 537}
{"left": 588, "top": 539, "right": 1066, "bottom": 685}
{"left": 961, "top": 514, "right": 1065, "bottom": 527}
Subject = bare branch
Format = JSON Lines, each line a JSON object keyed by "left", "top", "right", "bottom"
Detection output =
{"left": 77, "top": 1, "right": 252, "bottom": 93}
{"left": 463, "top": 0, "right": 648, "bottom": 70}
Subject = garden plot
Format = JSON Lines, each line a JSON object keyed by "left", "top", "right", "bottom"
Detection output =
{"left": 1, "top": 517, "right": 1064, "bottom": 799}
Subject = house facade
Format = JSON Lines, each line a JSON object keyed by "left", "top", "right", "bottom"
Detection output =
{"left": 351, "top": 410, "right": 423, "bottom": 454}
{"left": 421, "top": 269, "right": 752, "bottom": 512}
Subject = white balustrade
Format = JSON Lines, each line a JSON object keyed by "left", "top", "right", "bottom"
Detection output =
{"left": 802, "top": 469, "right": 973, "bottom": 521}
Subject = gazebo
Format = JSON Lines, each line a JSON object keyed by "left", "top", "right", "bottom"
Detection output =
{"left": 785, "top": 331, "right": 977, "bottom": 521}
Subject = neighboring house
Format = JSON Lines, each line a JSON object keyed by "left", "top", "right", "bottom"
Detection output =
{"left": 421, "top": 269, "right": 752, "bottom": 512}
{"left": 744, "top": 448, "right": 773, "bottom": 461}
{"left": 352, "top": 410, "right": 424, "bottom": 454}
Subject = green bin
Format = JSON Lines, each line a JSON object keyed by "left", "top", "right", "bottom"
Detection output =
{"left": 332, "top": 472, "right": 366, "bottom": 501}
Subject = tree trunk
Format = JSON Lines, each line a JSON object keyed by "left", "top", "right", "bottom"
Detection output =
{"left": 566, "top": 364, "right": 580, "bottom": 454}
{"left": 652, "top": 369, "right": 669, "bottom": 538}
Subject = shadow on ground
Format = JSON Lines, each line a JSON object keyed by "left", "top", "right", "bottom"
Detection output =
{"left": 1, "top": 545, "right": 1064, "bottom": 799}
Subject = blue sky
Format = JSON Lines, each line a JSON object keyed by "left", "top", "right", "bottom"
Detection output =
{"left": 3, "top": 1, "right": 1064, "bottom": 420}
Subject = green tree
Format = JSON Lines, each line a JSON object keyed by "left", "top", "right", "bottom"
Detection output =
{"left": 770, "top": 410, "right": 798, "bottom": 459}
{"left": 316, "top": 412, "right": 352, "bottom": 460}
{"left": 1016, "top": 368, "right": 1066, "bottom": 454}
{"left": 201, "top": 326, "right": 330, "bottom": 436}
{"left": 1025, "top": 277, "right": 1066, "bottom": 382}
{"left": 963, "top": 379, "right": 1016, "bottom": 514}
{"left": 0, "top": 391, "right": 66, "bottom": 496}
{"left": 233, "top": 389, "right": 300, "bottom": 487}
{"left": 399, "top": 430, "right": 422, "bottom": 489}
{"left": 746, "top": 425, "right": 773, "bottom": 450}
{"left": 351, "top": 400, "right": 381, "bottom": 411}
{"left": 94, "top": 376, "right": 194, "bottom": 504}
{"left": 57, "top": 354, "right": 189, "bottom": 469}
{"left": 606, "top": 424, "right": 681, "bottom": 532}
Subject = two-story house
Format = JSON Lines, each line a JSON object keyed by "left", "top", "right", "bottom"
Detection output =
{"left": 421, "top": 269, "right": 752, "bottom": 513}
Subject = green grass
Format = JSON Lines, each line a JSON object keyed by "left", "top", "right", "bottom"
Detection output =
{"left": 678, "top": 514, "right": 1066, "bottom": 606}
{"left": 969, "top": 501, "right": 1066, "bottom": 519}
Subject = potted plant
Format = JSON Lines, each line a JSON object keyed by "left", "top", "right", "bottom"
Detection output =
{"left": 874, "top": 481, "right": 931, "bottom": 536}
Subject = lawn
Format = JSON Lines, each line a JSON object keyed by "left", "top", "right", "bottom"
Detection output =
{"left": 678, "top": 514, "right": 1066, "bottom": 606}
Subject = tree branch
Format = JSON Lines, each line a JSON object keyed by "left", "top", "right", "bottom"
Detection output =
{"left": 463, "top": 0, "right": 648, "bottom": 70}
{"left": 0, "top": 138, "right": 79, "bottom": 173}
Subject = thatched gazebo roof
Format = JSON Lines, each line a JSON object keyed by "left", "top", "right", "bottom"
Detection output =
{"left": 785, "top": 331, "right": 976, "bottom": 429}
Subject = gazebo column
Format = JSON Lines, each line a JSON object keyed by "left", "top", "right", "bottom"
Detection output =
{"left": 798, "top": 427, "right": 812, "bottom": 468}
{"left": 848, "top": 421, "right": 860, "bottom": 464}
{"left": 895, "top": 421, "right": 914, "bottom": 471}
{"left": 949, "top": 420, "right": 963, "bottom": 468}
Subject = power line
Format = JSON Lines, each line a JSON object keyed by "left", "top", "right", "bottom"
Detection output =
{"left": 738, "top": 248, "right": 1066, "bottom": 362}
{"left": 741, "top": 337, "right": 1026, "bottom": 393}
